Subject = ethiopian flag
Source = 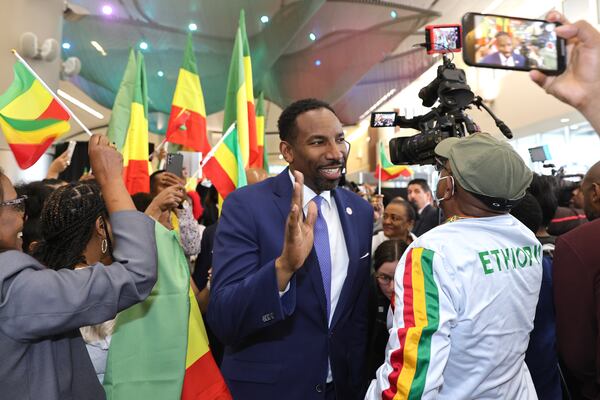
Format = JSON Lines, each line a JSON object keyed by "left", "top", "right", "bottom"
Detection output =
{"left": 104, "top": 223, "right": 231, "bottom": 400}
{"left": 223, "top": 28, "right": 249, "bottom": 168}
{"left": 107, "top": 50, "right": 137, "bottom": 152}
{"left": 121, "top": 52, "right": 150, "bottom": 194}
{"left": 375, "top": 141, "right": 413, "bottom": 181}
{"left": 166, "top": 33, "right": 211, "bottom": 154}
{"left": 239, "top": 10, "right": 258, "bottom": 167}
{"left": 0, "top": 62, "right": 70, "bottom": 169}
{"left": 255, "top": 92, "right": 266, "bottom": 170}
{"left": 203, "top": 123, "right": 247, "bottom": 201}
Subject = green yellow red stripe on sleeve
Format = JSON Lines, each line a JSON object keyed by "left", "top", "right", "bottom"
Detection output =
{"left": 383, "top": 248, "right": 439, "bottom": 400}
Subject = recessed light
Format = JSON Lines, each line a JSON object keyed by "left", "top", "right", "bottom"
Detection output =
{"left": 309, "top": 32, "right": 317, "bottom": 41}
{"left": 62, "top": 42, "right": 71, "bottom": 50}
{"left": 315, "top": 59, "right": 321, "bottom": 66}
{"left": 139, "top": 41, "right": 148, "bottom": 50}
{"left": 101, "top": 4, "right": 113, "bottom": 15}
{"left": 560, "top": 118, "right": 570, "bottom": 123}
{"left": 260, "top": 15, "right": 269, "bottom": 23}
{"left": 90, "top": 40, "right": 107, "bottom": 56}
{"left": 157, "top": 70, "right": 164, "bottom": 77}
{"left": 390, "top": 10, "right": 398, "bottom": 19}
{"left": 188, "top": 23, "right": 198, "bottom": 31}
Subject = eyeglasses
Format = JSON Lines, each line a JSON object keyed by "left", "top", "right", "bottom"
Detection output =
{"left": 375, "top": 273, "right": 394, "bottom": 285}
{"left": 0, "top": 195, "right": 27, "bottom": 213}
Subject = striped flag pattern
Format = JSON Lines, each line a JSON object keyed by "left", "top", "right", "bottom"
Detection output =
{"left": 255, "top": 92, "right": 266, "bottom": 170}
{"left": 107, "top": 49, "right": 137, "bottom": 152}
{"left": 181, "top": 287, "right": 232, "bottom": 399}
{"left": 222, "top": 28, "right": 249, "bottom": 168}
{"left": 121, "top": 52, "right": 150, "bottom": 194}
{"left": 239, "top": 9, "right": 258, "bottom": 167}
{"left": 0, "top": 62, "right": 70, "bottom": 169}
{"left": 166, "top": 33, "right": 211, "bottom": 154}
{"left": 375, "top": 141, "right": 413, "bottom": 181}
{"left": 203, "top": 123, "right": 247, "bottom": 201}
{"left": 383, "top": 248, "right": 439, "bottom": 400}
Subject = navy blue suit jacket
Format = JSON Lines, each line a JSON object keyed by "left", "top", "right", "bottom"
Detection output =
{"left": 480, "top": 51, "right": 527, "bottom": 67}
{"left": 208, "top": 170, "right": 374, "bottom": 400}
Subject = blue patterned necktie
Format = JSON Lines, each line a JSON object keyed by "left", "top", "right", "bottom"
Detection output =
{"left": 312, "top": 195, "right": 332, "bottom": 320}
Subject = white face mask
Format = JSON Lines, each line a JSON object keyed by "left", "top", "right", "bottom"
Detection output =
{"left": 434, "top": 175, "right": 455, "bottom": 206}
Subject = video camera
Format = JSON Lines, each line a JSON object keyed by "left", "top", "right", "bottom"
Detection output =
{"left": 371, "top": 25, "right": 513, "bottom": 165}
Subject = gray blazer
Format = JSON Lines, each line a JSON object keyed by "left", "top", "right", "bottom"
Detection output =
{"left": 0, "top": 210, "right": 157, "bottom": 400}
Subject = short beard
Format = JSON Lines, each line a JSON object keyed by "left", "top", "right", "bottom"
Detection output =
{"left": 314, "top": 176, "right": 340, "bottom": 193}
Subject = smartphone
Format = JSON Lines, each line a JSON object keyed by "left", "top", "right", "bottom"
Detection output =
{"left": 165, "top": 153, "right": 184, "bottom": 178}
{"left": 370, "top": 112, "right": 397, "bottom": 128}
{"left": 425, "top": 24, "right": 462, "bottom": 54}
{"left": 462, "top": 12, "right": 566, "bottom": 75}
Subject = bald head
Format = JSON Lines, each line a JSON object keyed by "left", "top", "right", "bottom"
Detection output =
{"left": 582, "top": 160, "right": 600, "bottom": 221}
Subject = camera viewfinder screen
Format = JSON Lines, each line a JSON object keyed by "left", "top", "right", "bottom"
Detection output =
{"left": 371, "top": 112, "right": 396, "bottom": 128}
{"left": 528, "top": 145, "right": 551, "bottom": 162}
{"left": 433, "top": 27, "right": 461, "bottom": 51}
{"left": 472, "top": 15, "right": 558, "bottom": 70}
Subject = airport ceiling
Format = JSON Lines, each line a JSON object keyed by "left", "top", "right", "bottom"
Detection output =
{"left": 64, "top": 0, "right": 446, "bottom": 130}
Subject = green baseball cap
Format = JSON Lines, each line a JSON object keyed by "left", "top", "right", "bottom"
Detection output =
{"left": 434, "top": 133, "right": 532, "bottom": 205}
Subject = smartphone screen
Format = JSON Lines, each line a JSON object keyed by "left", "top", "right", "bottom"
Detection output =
{"left": 370, "top": 112, "right": 397, "bottom": 128}
{"left": 426, "top": 25, "right": 462, "bottom": 54}
{"left": 462, "top": 13, "right": 566, "bottom": 74}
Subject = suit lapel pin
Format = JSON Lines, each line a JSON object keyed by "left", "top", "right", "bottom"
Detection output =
{"left": 346, "top": 207, "right": 353, "bottom": 215}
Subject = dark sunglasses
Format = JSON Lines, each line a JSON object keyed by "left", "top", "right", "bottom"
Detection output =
{"left": 0, "top": 195, "right": 28, "bottom": 213}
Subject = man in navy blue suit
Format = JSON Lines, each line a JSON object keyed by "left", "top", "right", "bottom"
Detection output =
{"left": 480, "top": 32, "right": 527, "bottom": 68}
{"left": 208, "top": 99, "right": 374, "bottom": 400}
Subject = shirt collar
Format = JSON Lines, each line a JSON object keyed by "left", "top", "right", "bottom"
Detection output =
{"left": 288, "top": 169, "right": 332, "bottom": 210}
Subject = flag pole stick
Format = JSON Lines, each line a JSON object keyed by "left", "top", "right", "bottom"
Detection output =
{"left": 185, "top": 123, "right": 236, "bottom": 179}
{"left": 11, "top": 49, "right": 93, "bottom": 137}
{"left": 149, "top": 137, "right": 167, "bottom": 160}
{"left": 378, "top": 142, "right": 382, "bottom": 196}
{"left": 200, "top": 123, "right": 235, "bottom": 169}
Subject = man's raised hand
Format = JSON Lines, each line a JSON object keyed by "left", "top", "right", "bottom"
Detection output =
{"left": 275, "top": 171, "right": 317, "bottom": 291}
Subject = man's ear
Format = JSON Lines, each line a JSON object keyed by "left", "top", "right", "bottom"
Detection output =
{"left": 280, "top": 141, "right": 294, "bottom": 164}
{"left": 592, "top": 182, "right": 600, "bottom": 204}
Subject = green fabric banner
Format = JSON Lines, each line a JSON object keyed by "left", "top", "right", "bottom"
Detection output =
{"left": 103, "top": 223, "right": 190, "bottom": 400}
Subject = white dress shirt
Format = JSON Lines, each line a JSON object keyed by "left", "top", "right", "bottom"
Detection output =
{"left": 499, "top": 53, "right": 516, "bottom": 66}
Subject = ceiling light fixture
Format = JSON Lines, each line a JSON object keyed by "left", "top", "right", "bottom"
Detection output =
{"left": 390, "top": 10, "right": 397, "bottom": 19}
{"left": 62, "top": 42, "right": 71, "bottom": 50}
{"left": 101, "top": 4, "right": 113, "bottom": 16}
{"left": 560, "top": 118, "right": 570, "bottom": 123}
{"left": 188, "top": 22, "right": 198, "bottom": 31}
{"left": 315, "top": 59, "right": 321, "bottom": 66}
{"left": 139, "top": 41, "right": 148, "bottom": 50}
{"left": 57, "top": 89, "right": 104, "bottom": 119}
{"left": 260, "top": 15, "right": 269, "bottom": 23}
{"left": 157, "top": 70, "right": 164, "bottom": 77}
{"left": 309, "top": 32, "right": 317, "bottom": 41}
{"left": 90, "top": 40, "right": 107, "bottom": 56}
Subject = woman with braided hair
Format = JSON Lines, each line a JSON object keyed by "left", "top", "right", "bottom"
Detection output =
{"left": 32, "top": 181, "right": 117, "bottom": 383}
{"left": 0, "top": 134, "right": 158, "bottom": 400}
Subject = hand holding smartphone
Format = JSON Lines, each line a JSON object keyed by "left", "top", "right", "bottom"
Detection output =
{"left": 462, "top": 12, "right": 567, "bottom": 75}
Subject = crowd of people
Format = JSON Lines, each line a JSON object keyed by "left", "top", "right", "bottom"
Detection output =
{"left": 2, "top": 9, "right": 600, "bottom": 400}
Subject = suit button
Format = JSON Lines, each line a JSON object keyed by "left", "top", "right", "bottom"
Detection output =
{"left": 315, "top": 384, "right": 323, "bottom": 393}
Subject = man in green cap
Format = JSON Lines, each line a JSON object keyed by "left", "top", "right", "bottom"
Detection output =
{"left": 366, "top": 133, "right": 542, "bottom": 399}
